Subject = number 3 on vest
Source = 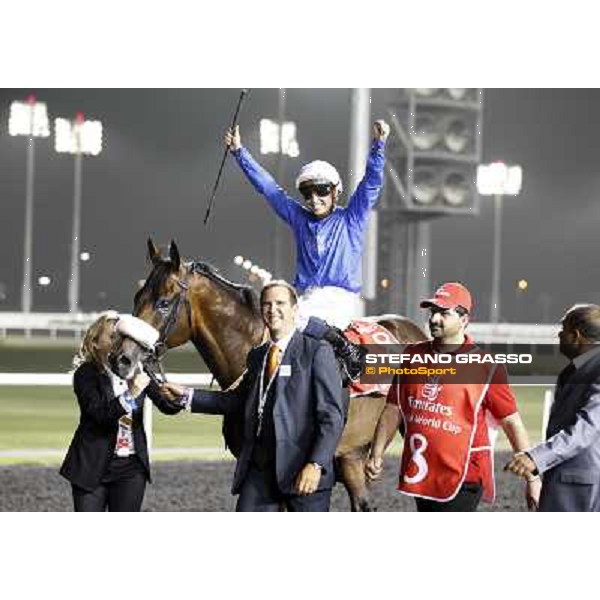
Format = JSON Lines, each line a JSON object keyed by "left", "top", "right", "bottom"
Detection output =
{"left": 403, "top": 433, "right": 429, "bottom": 484}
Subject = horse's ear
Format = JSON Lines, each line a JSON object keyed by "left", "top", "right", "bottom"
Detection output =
{"left": 169, "top": 240, "right": 181, "bottom": 270}
{"left": 147, "top": 238, "right": 160, "bottom": 265}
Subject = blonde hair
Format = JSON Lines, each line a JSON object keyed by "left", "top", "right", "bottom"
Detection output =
{"left": 72, "top": 310, "right": 119, "bottom": 369}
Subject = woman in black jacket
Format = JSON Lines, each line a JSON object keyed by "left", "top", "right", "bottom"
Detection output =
{"left": 60, "top": 311, "right": 181, "bottom": 511}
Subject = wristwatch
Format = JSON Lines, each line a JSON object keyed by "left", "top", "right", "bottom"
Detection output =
{"left": 310, "top": 462, "right": 323, "bottom": 471}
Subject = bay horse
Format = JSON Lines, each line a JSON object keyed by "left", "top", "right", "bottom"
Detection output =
{"left": 118, "top": 239, "right": 427, "bottom": 511}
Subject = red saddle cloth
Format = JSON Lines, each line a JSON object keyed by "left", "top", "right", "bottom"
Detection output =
{"left": 344, "top": 319, "right": 400, "bottom": 398}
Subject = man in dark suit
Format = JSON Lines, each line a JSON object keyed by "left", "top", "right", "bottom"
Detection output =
{"left": 505, "top": 304, "right": 600, "bottom": 511}
{"left": 162, "top": 280, "right": 345, "bottom": 512}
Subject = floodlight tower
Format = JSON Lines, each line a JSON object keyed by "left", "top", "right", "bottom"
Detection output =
{"left": 9, "top": 95, "right": 50, "bottom": 312}
{"left": 379, "top": 88, "right": 484, "bottom": 321}
{"left": 55, "top": 113, "right": 103, "bottom": 313}
{"left": 260, "top": 89, "right": 300, "bottom": 278}
{"left": 476, "top": 161, "right": 523, "bottom": 322}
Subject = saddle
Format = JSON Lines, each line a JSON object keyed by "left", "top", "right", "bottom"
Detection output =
{"left": 344, "top": 319, "right": 400, "bottom": 398}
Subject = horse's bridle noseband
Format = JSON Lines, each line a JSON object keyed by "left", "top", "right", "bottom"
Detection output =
{"left": 155, "top": 277, "right": 192, "bottom": 354}
{"left": 142, "top": 275, "right": 192, "bottom": 385}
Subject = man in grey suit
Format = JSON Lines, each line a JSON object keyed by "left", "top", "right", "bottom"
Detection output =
{"left": 161, "top": 280, "right": 345, "bottom": 512}
{"left": 505, "top": 304, "right": 600, "bottom": 511}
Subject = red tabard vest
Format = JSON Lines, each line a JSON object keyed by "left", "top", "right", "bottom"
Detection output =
{"left": 396, "top": 342, "right": 497, "bottom": 502}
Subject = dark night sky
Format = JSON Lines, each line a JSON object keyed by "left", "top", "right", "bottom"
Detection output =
{"left": 1, "top": 88, "right": 600, "bottom": 322}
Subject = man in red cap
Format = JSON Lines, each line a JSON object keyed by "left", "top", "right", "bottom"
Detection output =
{"left": 366, "top": 282, "right": 541, "bottom": 511}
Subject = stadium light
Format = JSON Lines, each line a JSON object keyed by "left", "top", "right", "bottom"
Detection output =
{"left": 386, "top": 88, "right": 483, "bottom": 214}
{"left": 55, "top": 115, "right": 103, "bottom": 155}
{"left": 9, "top": 95, "right": 50, "bottom": 313}
{"left": 233, "top": 256, "right": 272, "bottom": 284}
{"left": 54, "top": 113, "right": 103, "bottom": 313}
{"left": 260, "top": 118, "right": 300, "bottom": 157}
{"left": 477, "top": 161, "right": 523, "bottom": 323}
{"left": 477, "top": 162, "right": 522, "bottom": 196}
{"left": 412, "top": 114, "right": 440, "bottom": 151}
{"left": 9, "top": 98, "right": 50, "bottom": 137}
{"left": 447, "top": 88, "right": 469, "bottom": 101}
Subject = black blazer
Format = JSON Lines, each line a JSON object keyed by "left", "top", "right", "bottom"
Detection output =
{"left": 191, "top": 331, "right": 345, "bottom": 495}
{"left": 60, "top": 362, "right": 181, "bottom": 491}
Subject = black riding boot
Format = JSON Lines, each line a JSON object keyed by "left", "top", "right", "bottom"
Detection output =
{"left": 303, "top": 317, "right": 365, "bottom": 382}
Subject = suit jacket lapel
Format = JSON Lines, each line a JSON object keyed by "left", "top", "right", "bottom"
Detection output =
{"left": 245, "top": 342, "right": 270, "bottom": 422}
{"left": 552, "top": 352, "right": 600, "bottom": 416}
{"left": 560, "top": 353, "right": 600, "bottom": 395}
{"left": 99, "top": 369, "right": 116, "bottom": 403}
{"left": 573, "top": 351, "right": 600, "bottom": 382}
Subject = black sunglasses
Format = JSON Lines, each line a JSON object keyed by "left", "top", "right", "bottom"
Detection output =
{"left": 299, "top": 183, "right": 333, "bottom": 201}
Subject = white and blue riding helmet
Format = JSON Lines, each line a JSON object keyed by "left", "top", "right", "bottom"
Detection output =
{"left": 295, "top": 160, "right": 343, "bottom": 194}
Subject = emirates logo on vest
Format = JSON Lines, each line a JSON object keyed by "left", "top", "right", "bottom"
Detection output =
{"left": 421, "top": 382, "right": 443, "bottom": 401}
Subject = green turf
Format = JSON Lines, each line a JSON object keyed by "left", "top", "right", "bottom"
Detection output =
{"left": 0, "top": 385, "right": 550, "bottom": 463}
{"left": 494, "top": 386, "right": 547, "bottom": 450}
{"left": 152, "top": 409, "right": 224, "bottom": 448}
{"left": 0, "top": 386, "right": 224, "bottom": 452}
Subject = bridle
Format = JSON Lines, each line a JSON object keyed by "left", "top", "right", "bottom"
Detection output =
{"left": 156, "top": 277, "right": 192, "bottom": 354}
{"left": 141, "top": 274, "right": 192, "bottom": 385}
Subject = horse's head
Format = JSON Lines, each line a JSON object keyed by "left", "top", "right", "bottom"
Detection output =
{"left": 135, "top": 238, "right": 194, "bottom": 346}
{"left": 108, "top": 315, "right": 160, "bottom": 381}
{"left": 117, "top": 237, "right": 264, "bottom": 387}
{"left": 111, "top": 238, "right": 193, "bottom": 378}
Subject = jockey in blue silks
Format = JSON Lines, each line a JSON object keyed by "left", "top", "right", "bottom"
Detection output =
{"left": 225, "top": 120, "right": 390, "bottom": 380}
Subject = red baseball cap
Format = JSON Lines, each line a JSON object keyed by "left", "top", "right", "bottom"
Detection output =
{"left": 420, "top": 282, "right": 473, "bottom": 313}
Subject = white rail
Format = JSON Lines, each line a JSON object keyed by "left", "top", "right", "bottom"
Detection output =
{"left": 0, "top": 312, "right": 560, "bottom": 344}
{"left": 0, "top": 373, "right": 214, "bottom": 386}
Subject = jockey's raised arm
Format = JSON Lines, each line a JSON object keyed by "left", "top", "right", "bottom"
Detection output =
{"left": 226, "top": 126, "right": 299, "bottom": 225}
{"left": 346, "top": 120, "right": 389, "bottom": 226}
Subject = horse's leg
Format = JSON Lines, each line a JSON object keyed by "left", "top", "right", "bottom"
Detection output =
{"left": 334, "top": 394, "right": 386, "bottom": 511}
{"left": 336, "top": 446, "right": 374, "bottom": 512}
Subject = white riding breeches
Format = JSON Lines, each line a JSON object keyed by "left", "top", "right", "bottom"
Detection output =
{"left": 297, "top": 286, "right": 363, "bottom": 331}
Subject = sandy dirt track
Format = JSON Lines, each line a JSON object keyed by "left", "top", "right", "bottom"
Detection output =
{"left": 0, "top": 451, "right": 530, "bottom": 512}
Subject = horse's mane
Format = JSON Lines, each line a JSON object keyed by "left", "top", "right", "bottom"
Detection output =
{"left": 134, "top": 258, "right": 259, "bottom": 314}
{"left": 190, "top": 261, "right": 259, "bottom": 313}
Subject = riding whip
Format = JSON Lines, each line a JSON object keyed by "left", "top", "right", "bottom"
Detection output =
{"left": 203, "top": 88, "right": 249, "bottom": 225}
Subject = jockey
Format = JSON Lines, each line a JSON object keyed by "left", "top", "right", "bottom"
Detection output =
{"left": 225, "top": 119, "right": 390, "bottom": 379}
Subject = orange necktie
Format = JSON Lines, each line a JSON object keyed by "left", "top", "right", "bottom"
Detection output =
{"left": 265, "top": 344, "right": 282, "bottom": 381}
